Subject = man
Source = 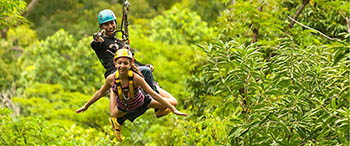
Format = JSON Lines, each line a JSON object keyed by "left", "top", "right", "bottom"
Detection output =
{"left": 91, "top": 9, "right": 158, "bottom": 92}
{"left": 90, "top": 9, "right": 173, "bottom": 141}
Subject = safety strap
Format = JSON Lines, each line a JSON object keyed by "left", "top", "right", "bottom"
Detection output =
{"left": 114, "top": 70, "right": 134, "bottom": 101}
{"left": 121, "top": 0, "right": 130, "bottom": 46}
{"left": 109, "top": 117, "right": 121, "bottom": 131}
{"left": 128, "top": 70, "right": 134, "bottom": 99}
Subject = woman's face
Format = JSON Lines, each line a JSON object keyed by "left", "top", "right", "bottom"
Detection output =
{"left": 115, "top": 57, "right": 131, "bottom": 74}
{"left": 101, "top": 21, "right": 116, "bottom": 37}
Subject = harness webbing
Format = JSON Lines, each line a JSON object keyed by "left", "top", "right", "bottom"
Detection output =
{"left": 128, "top": 70, "right": 134, "bottom": 99}
{"left": 115, "top": 70, "right": 134, "bottom": 101}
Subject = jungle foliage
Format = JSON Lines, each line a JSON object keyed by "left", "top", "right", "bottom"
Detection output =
{"left": 1, "top": 0, "right": 349, "bottom": 145}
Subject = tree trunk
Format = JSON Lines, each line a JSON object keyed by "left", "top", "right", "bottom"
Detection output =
{"left": 288, "top": 0, "right": 310, "bottom": 29}
{"left": 251, "top": 6, "right": 263, "bottom": 43}
{"left": 239, "top": 4, "right": 264, "bottom": 114}
{"left": 230, "top": 0, "right": 236, "bottom": 10}
{"left": 231, "top": 0, "right": 236, "bottom": 5}
{"left": 1, "top": 29, "right": 7, "bottom": 39}
{"left": 23, "top": 0, "right": 39, "bottom": 17}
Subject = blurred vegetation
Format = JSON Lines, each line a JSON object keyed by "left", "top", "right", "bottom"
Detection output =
{"left": 0, "top": 0, "right": 27, "bottom": 30}
{"left": 1, "top": 0, "right": 349, "bottom": 145}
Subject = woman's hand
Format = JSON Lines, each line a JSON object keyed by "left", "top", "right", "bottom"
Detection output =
{"left": 172, "top": 109, "right": 188, "bottom": 116}
{"left": 76, "top": 105, "right": 88, "bottom": 113}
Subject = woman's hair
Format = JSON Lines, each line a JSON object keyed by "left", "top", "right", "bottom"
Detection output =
{"left": 131, "top": 64, "right": 143, "bottom": 78}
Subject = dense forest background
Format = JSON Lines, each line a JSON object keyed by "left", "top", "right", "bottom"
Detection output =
{"left": 1, "top": 0, "right": 349, "bottom": 145}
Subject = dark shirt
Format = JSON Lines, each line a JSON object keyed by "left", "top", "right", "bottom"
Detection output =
{"left": 91, "top": 36, "right": 145, "bottom": 78}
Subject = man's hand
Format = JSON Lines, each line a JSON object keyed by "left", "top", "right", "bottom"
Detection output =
{"left": 93, "top": 30, "right": 105, "bottom": 42}
{"left": 95, "top": 37, "right": 104, "bottom": 42}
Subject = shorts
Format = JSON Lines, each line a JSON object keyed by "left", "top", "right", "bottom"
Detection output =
{"left": 118, "top": 94, "right": 152, "bottom": 122}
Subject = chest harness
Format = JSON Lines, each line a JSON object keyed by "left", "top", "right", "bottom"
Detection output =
{"left": 114, "top": 70, "right": 134, "bottom": 102}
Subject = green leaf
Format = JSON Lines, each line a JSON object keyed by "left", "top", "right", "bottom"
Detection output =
{"left": 331, "top": 97, "right": 337, "bottom": 109}
{"left": 333, "top": 49, "right": 349, "bottom": 66}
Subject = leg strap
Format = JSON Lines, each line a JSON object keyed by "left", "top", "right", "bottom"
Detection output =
{"left": 109, "top": 117, "right": 123, "bottom": 142}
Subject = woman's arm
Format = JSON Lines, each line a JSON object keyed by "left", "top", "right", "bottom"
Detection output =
{"left": 76, "top": 75, "right": 113, "bottom": 113}
{"left": 135, "top": 74, "right": 187, "bottom": 116}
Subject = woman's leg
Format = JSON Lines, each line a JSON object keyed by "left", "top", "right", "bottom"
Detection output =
{"left": 147, "top": 88, "right": 178, "bottom": 118}
{"left": 157, "top": 87, "right": 178, "bottom": 106}
{"left": 147, "top": 97, "right": 167, "bottom": 109}
{"left": 138, "top": 67, "right": 174, "bottom": 117}
{"left": 109, "top": 109, "right": 127, "bottom": 142}
{"left": 110, "top": 106, "right": 127, "bottom": 118}
{"left": 109, "top": 89, "right": 126, "bottom": 142}
{"left": 109, "top": 89, "right": 117, "bottom": 115}
{"left": 138, "top": 66, "right": 178, "bottom": 106}
{"left": 109, "top": 88, "right": 128, "bottom": 118}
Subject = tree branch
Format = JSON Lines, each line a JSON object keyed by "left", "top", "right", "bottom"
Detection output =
{"left": 287, "top": 15, "right": 342, "bottom": 42}
{"left": 214, "top": 58, "right": 235, "bottom": 97}
{"left": 339, "top": 11, "right": 350, "bottom": 33}
{"left": 288, "top": 0, "right": 310, "bottom": 29}
{"left": 213, "top": 56, "right": 246, "bottom": 110}
{"left": 1, "top": 88, "right": 20, "bottom": 116}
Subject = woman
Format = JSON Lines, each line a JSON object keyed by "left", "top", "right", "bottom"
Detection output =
{"left": 76, "top": 49, "right": 187, "bottom": 141}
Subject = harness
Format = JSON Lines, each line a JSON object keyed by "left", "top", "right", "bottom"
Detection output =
{"left": 114, "top": 70, "right": 134, "bottom": 101}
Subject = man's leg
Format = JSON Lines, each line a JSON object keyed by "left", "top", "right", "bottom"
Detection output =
{"left": 138, "top": 66, "right": 159, "bottom": 93}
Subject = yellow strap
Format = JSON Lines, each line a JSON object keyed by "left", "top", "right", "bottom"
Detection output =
{"left": 114, "top": 70, "right": 134, "bottom": 101}
{"left": 109, "top": 118, "right": 121, "bottom": 131}
{"left": 128, "top": 70, "right": 134, "bottom": 100}
{"left": 115, "top": 72, "right": 123, "bottom": 100}
{"left": 117, "top": 86, "right": 123, "bottom": 100}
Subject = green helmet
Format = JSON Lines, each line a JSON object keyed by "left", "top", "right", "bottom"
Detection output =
{"left": 98, "top": 9, "right": 116, "bottom": 25}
